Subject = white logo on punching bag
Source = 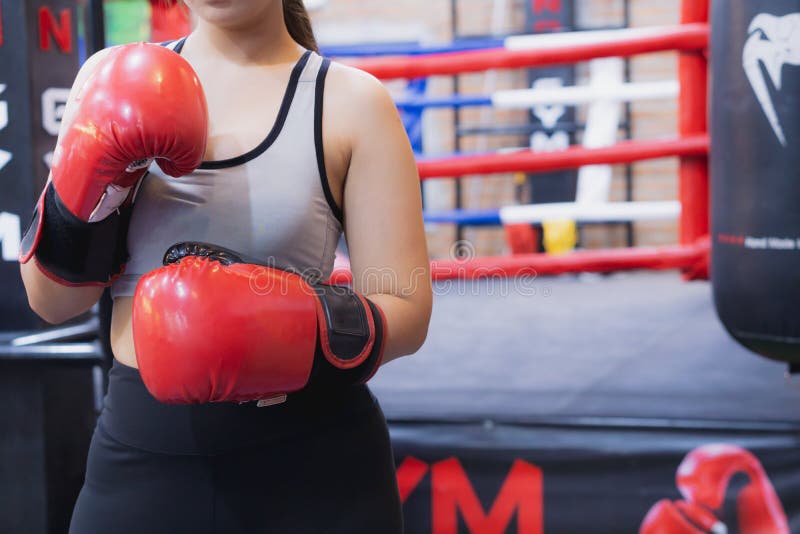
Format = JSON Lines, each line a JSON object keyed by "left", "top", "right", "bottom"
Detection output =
{"left": 743, "top": 13, "right": 800, "bottom": 147}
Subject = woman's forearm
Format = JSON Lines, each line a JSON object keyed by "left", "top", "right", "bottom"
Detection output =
{"left": 20, "top": 261, "right": 104, "bottom": 324}
{"left": 367, "top": 292, "right": 432, "bottom": 364}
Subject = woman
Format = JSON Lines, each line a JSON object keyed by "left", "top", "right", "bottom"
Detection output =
{"left": 20, "top": 0, "right": 432, "bottom": 532}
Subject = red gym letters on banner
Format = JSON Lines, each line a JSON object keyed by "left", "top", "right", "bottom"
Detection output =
{"left": 393, "top": 440, "right": 793, "bottom": 532}
{"left": 397, "top": 456, "right": 544, "bottom": 534}
{"left": 38, "top": 6, "right": 71, "bottom": 53}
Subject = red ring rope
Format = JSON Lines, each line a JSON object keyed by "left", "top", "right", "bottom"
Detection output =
{"left": 330, "top": 241, "right": 709, "bottom": 284}
{"left": 417, "top": 136, "right": 709, "bottom": 180}
{"left": 353, "top": 24, "right": 709, "bottom": 80}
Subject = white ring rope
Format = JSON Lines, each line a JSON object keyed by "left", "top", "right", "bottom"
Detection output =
{"left": 504, "top": 26, "right": 682, "bottom": 51}
{"left": 499, "top": 201, "right": 681, "bottom": 224}
{"left": 491, "top": 80, "right": 679, "bottom": 108}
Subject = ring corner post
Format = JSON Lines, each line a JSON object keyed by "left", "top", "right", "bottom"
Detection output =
{"left": 678, "top": 0, "right": 710, "bottom": 279}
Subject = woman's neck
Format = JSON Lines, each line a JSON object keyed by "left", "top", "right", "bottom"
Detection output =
{"left": 187, "top": 14, "right": 301, "bottom": 66}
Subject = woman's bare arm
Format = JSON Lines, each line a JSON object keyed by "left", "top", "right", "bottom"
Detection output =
{"left": 328, "top": 65, "right": 433, "bottom": 363}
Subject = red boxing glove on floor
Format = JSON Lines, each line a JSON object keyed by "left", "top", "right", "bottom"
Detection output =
{"left": 132, "top": 243, "right": 387, "bottom": 404}
{"left": 640, "top": 444, "right": 789, "bottom": 534}
{"left": 20, "top": 43, "right": 208, "bottom": 286}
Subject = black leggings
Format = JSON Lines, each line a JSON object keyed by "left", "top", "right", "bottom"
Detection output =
{"left": 69, "top": 360, "right": 403, "bottom": 534}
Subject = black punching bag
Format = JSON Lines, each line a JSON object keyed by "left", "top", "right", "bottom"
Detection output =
{"left": 711, "top": 1, "right": 800, "bottom": 366}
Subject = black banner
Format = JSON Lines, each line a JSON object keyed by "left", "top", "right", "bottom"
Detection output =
{"left": 0, "top": 0, "right": 79, "bottom": 331}
{"left": 392, "top": 423, "right": 800, "bottom": 533}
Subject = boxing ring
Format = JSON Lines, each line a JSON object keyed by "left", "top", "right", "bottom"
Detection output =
{"left": 373, "top": 273, "right": 800, "bottom": 427}
{"left": 345, "top": 12, "right": 710, "bottom": 279}
{"left": 316, "top": 10, "right": 708, "bottom": 285}
{"left": 335, "top": 1, "right": 798, "bottom": 532}
{"left": 374, "top": 272, "right": 800, "bottom": 532}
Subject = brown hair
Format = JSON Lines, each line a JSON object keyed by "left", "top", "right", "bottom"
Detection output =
{"left": 283, "top": 0, "right": 318, "bottom": 52}
{"left": 160, "top": 0, "right": 318, "bottom": 52}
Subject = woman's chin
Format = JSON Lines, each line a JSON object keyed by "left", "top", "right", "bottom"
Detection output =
{"left": 188, "top": 0, "right": 276, "bottom": 30}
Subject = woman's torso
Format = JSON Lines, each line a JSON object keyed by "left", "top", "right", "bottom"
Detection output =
{"left": 110, "top": 41, "right": 349, "bottom": 368}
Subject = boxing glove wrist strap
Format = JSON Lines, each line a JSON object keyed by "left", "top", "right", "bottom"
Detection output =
{"left": 19, "top": 182, "right": 132, "bottom": 287}
{"left": 306, "top": 282, "right": 387, "bottom": 389}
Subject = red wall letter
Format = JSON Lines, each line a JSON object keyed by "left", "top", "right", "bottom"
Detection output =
{"left": 397, "top": 456, "right": 430, "bottom": 504}
{"left": 38, "top": 7, "right": 72, "bottom": 53}
{"left": 432, "top": 458, "right": 544, "bottom": 534}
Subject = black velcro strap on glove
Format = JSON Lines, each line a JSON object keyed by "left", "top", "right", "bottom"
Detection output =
{"left": 19, "top": 182, "right": 132, "bottom": 286}
{"left": 309, "top": 283, "right": 386, "bottom": 387}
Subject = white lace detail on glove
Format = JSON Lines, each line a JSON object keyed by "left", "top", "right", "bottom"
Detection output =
{"left": 88, "top": 183, "right": 133, "bottom": 222}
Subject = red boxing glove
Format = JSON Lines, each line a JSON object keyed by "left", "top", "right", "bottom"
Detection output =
{"left": 132, "top": 243, "right": 387, "bottom": 404}
{"left": 639, "top": 499, "right": 722, "bottom": 534}
{"left": 20, "top": 43, "right": 208, "bottom": 286}
{"left": 676, "top": 444, "right": 788, "bottom": 534}
{"left": 640, "top": 444, "right": 789, "bottom": 534}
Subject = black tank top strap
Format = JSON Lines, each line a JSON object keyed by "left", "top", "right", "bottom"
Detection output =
{"left": 157, "top": 37, "right": 187, "bottom": 52}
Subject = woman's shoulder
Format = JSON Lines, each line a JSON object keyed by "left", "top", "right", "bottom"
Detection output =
{"left": 320, "top": 59, "right": 399, "bottom": 130}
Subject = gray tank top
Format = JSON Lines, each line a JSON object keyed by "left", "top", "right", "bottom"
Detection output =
{"left": 111, "top": 46, "right": 342, "bottom": 298}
